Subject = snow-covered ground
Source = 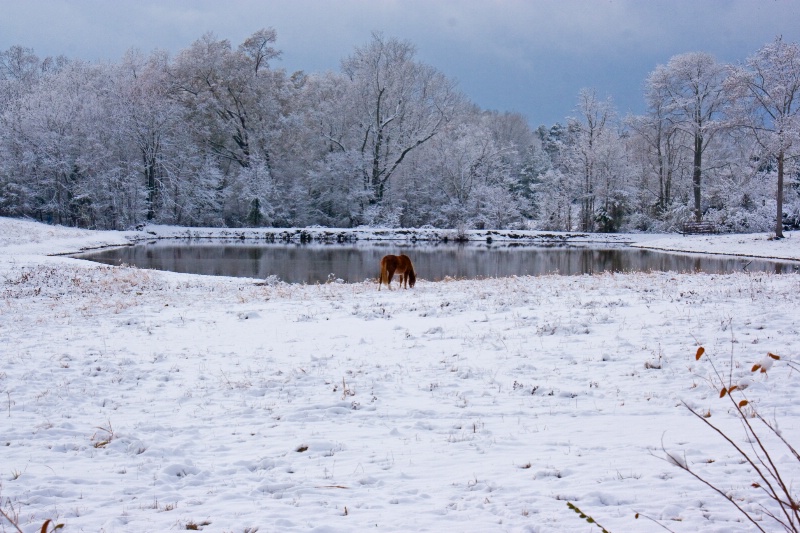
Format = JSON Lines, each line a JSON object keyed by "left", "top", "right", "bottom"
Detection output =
{"left": 1, "top": 217, "right": 799, "bottom": 532}
{"left": 631, "top": 231, "right": 800, "bottom": 262}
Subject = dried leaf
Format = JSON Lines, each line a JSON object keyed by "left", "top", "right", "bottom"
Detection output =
{"left": 728, "top": 385, "right": 738, "bottom": 393}
{"left": 635, "top": 513, "right": 640, "bottom": 519}
{"left": 719, "top": 387, "right": 728, "bottom": 398}
{"left": 39, "top": 521, "right": 64, "bottom": 533}
{"left": 768, "top": 352, "right": 780, "bottom": 360}
{"left": 695, "top": 347, "right": 705, "bottom": 360}
{"left": 751, "top": 364, "right": 761, "bottom": 372}
{"left": 739, "top": 400, "right": 749, "bottom": 407}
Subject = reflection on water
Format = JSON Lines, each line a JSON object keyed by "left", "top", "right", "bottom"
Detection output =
{"left": 72, "top": 241, "right": 798, "bottom": 283}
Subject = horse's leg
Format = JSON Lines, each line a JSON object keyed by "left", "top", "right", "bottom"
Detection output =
{"left": 400, "top": 258, "right": 410, "bottom": 288}
{"left": 387, "top": 267, "right": 396, "bottom": 289}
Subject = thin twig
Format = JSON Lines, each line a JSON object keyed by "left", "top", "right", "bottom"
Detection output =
{"left": 0, "top": 506, "right": 25, "bottom": 533}
{"left": 661, "top": 453, "right": 767, "bottom": 532}
{"left": 633, "top": 511, "right": 678, "bottom": 533}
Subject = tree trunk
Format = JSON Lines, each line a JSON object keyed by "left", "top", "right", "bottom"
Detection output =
{"left": 693, "top": 133, "right": 703, "bottom": 222}
{"left": 776, "top": 150, "right": 784, "bottom": 238}
{"left": 665, "top": 167, "right": 672, "bottom": 210}
{"left": 144, "top": 153, "right": 156, "bottom": 221}
{"left": 371, "top": 128, "right": 383, "bottom": 202}
{"left": 657, "top": 145, "right": 665, "bottom": 213}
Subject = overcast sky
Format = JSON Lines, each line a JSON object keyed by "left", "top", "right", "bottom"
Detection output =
{"left": 2, "top": 0, "right": 799, "bottom": 126}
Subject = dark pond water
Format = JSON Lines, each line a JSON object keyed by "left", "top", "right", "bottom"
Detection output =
{"left": 71, "top": 240, "right": 798, "bottom": 284}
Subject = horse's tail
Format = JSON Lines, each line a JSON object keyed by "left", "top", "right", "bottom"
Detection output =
{"left": 408, "top": 262, "right": 416, "bottom": 288}
{"left": 378, "top": 258, "right": 387, "bottom": 290}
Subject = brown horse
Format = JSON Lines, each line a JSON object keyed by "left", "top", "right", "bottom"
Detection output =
{"left": 378, "top": 254, "right": 416, "bottom": 290}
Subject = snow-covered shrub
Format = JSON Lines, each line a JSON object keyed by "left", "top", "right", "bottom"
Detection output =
{"left": 704, "top": 203, "right": 775, "bottom": 233}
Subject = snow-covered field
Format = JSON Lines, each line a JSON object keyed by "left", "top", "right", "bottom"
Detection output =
{"left": 1, "top": 217, "right": 799, "bottom": 532}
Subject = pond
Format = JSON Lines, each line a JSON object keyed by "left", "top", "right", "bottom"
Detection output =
{"left": 71, "top": 240, "right": 798, "bottom": 284}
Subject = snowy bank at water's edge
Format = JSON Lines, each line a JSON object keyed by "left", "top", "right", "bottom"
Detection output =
{"left": 1, "top": 216, "right": 797, "bottom": 263}
{"left": 631, "top": 231, "right": 799, "bottom": 262}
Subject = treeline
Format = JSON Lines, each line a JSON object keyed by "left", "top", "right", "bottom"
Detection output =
{"left": 0, "top": 30, "right": 798, "bottom": 235}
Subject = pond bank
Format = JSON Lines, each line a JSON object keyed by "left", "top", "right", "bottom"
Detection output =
{"left": 1, "top": 217, "right": 797, "bottom": 262}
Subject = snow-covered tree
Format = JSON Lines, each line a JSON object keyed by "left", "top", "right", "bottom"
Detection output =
{"left": 728, "top": 36, "right": 800, "bottom": 238}
{"left": 3, "top": 30, "right": 798, "bottom": 234}
{"left": 169, "top": 29, "right": 283, "bottom": 169}
{"left": 559, "top": 89, "right": 628, "bottom": 232}
{"left": 3, "top": 60, "right": 129, "bottom": 227}
{"left": 628, "top": 78, "right": 689, "bottom": 220}
{"left": 340, "top": 33, "right": 460, "bottom": 206}
{"left": 111, "top": 49, "right": 184, "bottom": 222}
{"left": 419, "top": 116, "right": 523, "bottom": 229}
{"left": 646, "top": 53, "right": 729, "bottom": 222}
